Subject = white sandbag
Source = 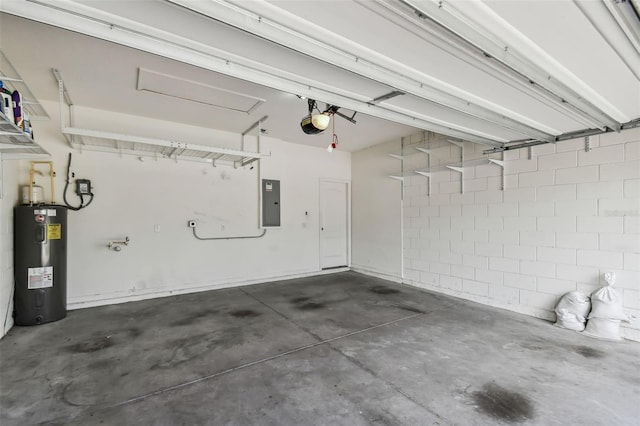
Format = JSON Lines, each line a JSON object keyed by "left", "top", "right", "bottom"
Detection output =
{"left": 589, "top": 273, "right": 628, "bottom": 321}
{"left": 555, "top": 309, "right": 587, "bottom": 331}
{"left": 583, "top": 318, "right": 623, "bottom": 341}
{"left": 554, "top": 291, "right": 590, "bottom": 331}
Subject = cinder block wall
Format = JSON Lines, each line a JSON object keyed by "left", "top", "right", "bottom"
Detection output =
{"left": 401, "top": 128, "right": 639, "bottom": 340}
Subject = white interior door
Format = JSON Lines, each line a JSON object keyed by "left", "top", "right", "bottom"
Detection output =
{"left": 320, "top": 180, "right": 348, "bottom": 269}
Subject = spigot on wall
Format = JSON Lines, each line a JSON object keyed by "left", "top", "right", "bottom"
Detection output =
{"left": 108, "top": 236, "right": 130, "bottom": 251}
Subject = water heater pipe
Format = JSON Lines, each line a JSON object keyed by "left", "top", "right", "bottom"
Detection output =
{"left": 29, "top": 161, "right": 56, "bottom": 204}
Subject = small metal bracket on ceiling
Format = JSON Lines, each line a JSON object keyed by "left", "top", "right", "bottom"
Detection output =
{"left": 368, "top": 90, "right": 405, "bottom": 105}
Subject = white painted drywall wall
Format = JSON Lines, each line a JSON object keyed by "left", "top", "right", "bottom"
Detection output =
{"left": 351, "top": 138, "right": 403, "bottom": 281}
{"left": 354, "top": 128, "right": 640, "bottom": 341}
{"left": 0, "top": 158, "right": 19, "bottom": 337}
{"left": 0, "top": 101, "right": 350, "bottom": 336}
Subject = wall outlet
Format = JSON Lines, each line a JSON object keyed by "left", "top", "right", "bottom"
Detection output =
{"left": 188, "top": 220, "right": 197, "bottom": 228}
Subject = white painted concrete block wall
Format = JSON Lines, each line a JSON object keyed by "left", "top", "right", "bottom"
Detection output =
{"left": 401, "top": 128, "right": 640, "bottom": 340}
{"left": 351, "top": 138, "right": 402, "bottom": 281}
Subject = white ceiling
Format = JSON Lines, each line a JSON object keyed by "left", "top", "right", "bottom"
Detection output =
{"left": 1, "top": 0, "right": 639, "bottom": 152}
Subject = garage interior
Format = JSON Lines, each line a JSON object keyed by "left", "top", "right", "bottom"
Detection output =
{"left": 1, "top": 1, "right": 639, "bottom": 425}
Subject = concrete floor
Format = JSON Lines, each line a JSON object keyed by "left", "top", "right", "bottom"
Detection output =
{"left": 1, "top": 272, "right": 638, "bottom": 425}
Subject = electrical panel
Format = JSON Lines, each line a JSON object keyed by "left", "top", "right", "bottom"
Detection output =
{"left": 262, "top": 179, "right": 280, "bottom": 227}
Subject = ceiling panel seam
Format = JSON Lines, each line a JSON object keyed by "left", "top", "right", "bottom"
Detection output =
{"left": 167, "top": 0, "right": 552, "bottom": 142}
{"left": 401, "top": 0, "right": 626, "bottom": 130}
{"left": 574, "top": 0, "right": 640, "bottom": 81}
{"left": 3, "top": 0, "right": 504, "bottom": 145}
{"left": 360, "top": 0, "right": 610, "bottom": 132}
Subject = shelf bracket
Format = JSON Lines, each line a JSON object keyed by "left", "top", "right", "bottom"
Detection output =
{"left": 489, "top": 158, "right": 506, "bottom": 190}
{"left": 389, "top": 175, "right": 404, "bottom": 182}
{"left": 414, "top": 147, "right": 432, "bottom": 154}
{"left": 53, "top": 68, "right": 74, "bottom": 145}
{"left": 447, "top": 166, "right": 464, "bottom": 194}
{"left": 387, "top": 153, "right": 404, "bottom": 161}
{"left": 241, "top": 115, "right": 269, "bottom": 152}
{"left": 415, "top": 170, "right": 432, "bottom": 196}
{"left": 446, "top": 166, "right": 464, "bottom": 173}
{"left": 447, "top": 140, "right": 464, "bottom": 149}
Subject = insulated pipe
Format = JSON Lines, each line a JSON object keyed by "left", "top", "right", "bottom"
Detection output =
{"left": 29, "top": 164, "right": 36, "bottom": 204}
{"left": 29, "top": 161, "right": 56, "bottom": 204}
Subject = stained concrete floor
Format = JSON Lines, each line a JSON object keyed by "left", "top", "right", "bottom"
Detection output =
{"left": 1, "top": 272, "right": 639, "bottom": 425}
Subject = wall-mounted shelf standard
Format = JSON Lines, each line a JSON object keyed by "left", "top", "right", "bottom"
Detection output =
{"left": 0, "top": 111, "right": 50, "bottom": 160}
{"left": 488, "top": 158, "right": 506, "bottom": 190}
{"left": 63, "top": 127, "right": 262, "bottom": 167}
